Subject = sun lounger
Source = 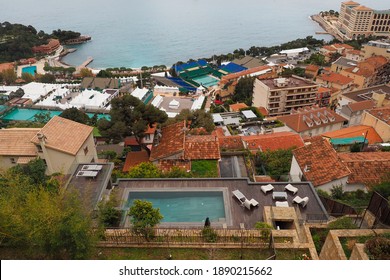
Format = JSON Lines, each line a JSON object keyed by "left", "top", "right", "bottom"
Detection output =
{"left": 293, "top": 196, "right": 309, "bottom": 207}
{"left": 284, "top": 184, "right": 298, "bottom": 195}
{"left": 232, "top": 190, "right": 246, "bottom": 202}
{"left": 233, "top": 190, "right": 259, "bottom": 209}
{"left": 261, "top": 184, "right": 274, "bottom": 194}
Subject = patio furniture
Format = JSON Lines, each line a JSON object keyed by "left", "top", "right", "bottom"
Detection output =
{"left": 232, "top": 190, "right": 246, "bottom": 203}
{"left": 261, "top": 184, "right": 274, "bottom": 194}
{"left": 249, "top": 198, "right": 259, "bottom": 207}
{"left": 275, "top": 201, "right": 289, "bottom": 207}
{"left": 284, "top": 184, "right": 298, "bottom": 195}
{"left": 293, "top": 196, "right": 309, "bottom": 207}
{"left": 272, "top": 191, "right": 288, "bottom": 200}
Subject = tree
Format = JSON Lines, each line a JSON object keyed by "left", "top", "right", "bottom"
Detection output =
{"left": 0, "top": 170, "right": 96, "bottom": 259}
{"left": 232, "top": 76, "right": 255, "bottom": 105}
{"left": 98, "top": 194, "right": 121, "bottom": 228}
{"left": 21, "top": 72, "right": 35, "bottom": 83}
{"left": 8, "top": 88, "right": 24, "bottom": 100}
{"left": 37, "top": 73, "right": 56, "bottom": 83}
{"left": 79, "top": 68, "right": 93, "bottom": 78}
{"left": 60, "top": 107, "right": 90, "bottom": 124}
{"left": 166, "top": 109, "right": 215, "bottom": 133}
{"left": 99, "top": 95, "right": 167, "bottom": 147}
{"left": 128, "top": 199, "right": 163, "bottom": 240}
{"left": 1, "top": 69, "right": 17, "bottom": 85}
{"left": 126, "top": 162, "right": 162, "bottom": 178}
{"left": 255, "top": 148, "right": 294, "bottom": 180}
{"left": 96, "top": 69, "right": 112, "bottom": 78}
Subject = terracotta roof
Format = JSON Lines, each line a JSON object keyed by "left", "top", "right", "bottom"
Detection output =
{"left": 158, "top": 159, "right": 191, "bottom": 173}
{"left": 258, "top": 107, "right": 268, "bottom": 117}
{"left": 306, "top": 64, "right": 320, "bottom": 72}
{"left": 346, "top": 49, "right": 361, "bottom": 55}
{"left": 145, "top": 123, "right": 157, "bottom": 134}
{"left": 0, "top": 128, "right": 40, "bottom": 156}
{"left": 184, "top": 135, "right": 220, "bottom": 160}
{"left": 347, "top": 100, "right": 375, "bottom": 112}
{"left": 30, "top": 116, "right": 93, "bottom": 155}
{"left": 366, "top": 106, "right": 390, "bottom": 125}
{"left": 318, "top": 72, "right": 354, "bottom": 85}
{"left": 322, "top": 45, "right": 337, "bottom": 52}
{"left": 333, "top": 44, "right": 355, "bottom": 50}
{"left": 212, "top": 127, "right": 226, "bottom": 138}
{"left": 242, "top": 132, "right": 304, "bottom": 153}
{"left": 343, "top": 56, "right": 388, "bottom": 78}
{"left": 124, "top": 136, "right": 139, "bottom": 146}
{"left": 322, "top": 125, "right": 383, "bottom": 144}
{"left": 218, "top": 135, "right": 245, "bottom": 151}
{"left": 354, "top": 5, "right": 372, "bottom": 11}
{"left": 229, "top": 103, "right": 248, "bottom": 112}
{"left": 0, "top": 62, "right": 14, "bottom": 73}
{"left": 293, "top": 137, "right": 351, "bottom": 187}
{"left": 149, "top": 121, "right": 186, "bottom": 161}
{"left": 122, "top": 150, "right": 150, "bottom": 172}
{"left": 220, "top": 65, "right": 271, "bottom": 83}
{"left": 339, "top": 152, "right": 390, "bottom": 186}
{"left": 343, "top": 1, "right": 359, "bottom": 5}
{"left": 277, "top": 107, "right": 347, "bottom": 133}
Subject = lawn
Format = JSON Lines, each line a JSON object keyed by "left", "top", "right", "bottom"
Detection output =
{"left": 95, "top": 247, "right": 310, "bottom": 260}
{"left": 191, "top": 160, "right": 219, "bottom": 177}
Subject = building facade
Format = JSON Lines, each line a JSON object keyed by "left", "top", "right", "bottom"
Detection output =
{"left": 338, "top": 1, "right": 390, "bottom": 40}
{"left": 252, "top": 76, "right": 318, "bottom": 117}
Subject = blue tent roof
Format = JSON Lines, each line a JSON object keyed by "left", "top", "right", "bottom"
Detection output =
{"left": 220, "top": 62, "right": 247, "bottom": 73}
{"left": 330, "top": 136, "right": 367, "bottom": 145}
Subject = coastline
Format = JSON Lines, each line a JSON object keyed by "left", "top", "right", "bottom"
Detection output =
{"left": 310, "top": 14, "right": 344, "bottom": 42}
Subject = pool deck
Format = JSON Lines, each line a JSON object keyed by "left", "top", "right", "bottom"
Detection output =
{"left": 115, "top": 178, "right": 329, "bottom": 230}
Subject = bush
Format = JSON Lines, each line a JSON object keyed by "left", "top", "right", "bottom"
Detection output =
{"left": 328, "top": 217, "right": 358, "bottom": 230}
{"left": 331, "top": 185, "right": 344, "bottom": 200}
{"left": 254, "top": 222, "right": 273, "bottom": 238}
{"left": 202, "top": 227, "right": 218, "bottom": 243}
{"left": 365, "top": 237, "right": 390, "bottom": 260}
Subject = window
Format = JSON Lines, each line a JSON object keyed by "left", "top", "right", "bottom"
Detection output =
{"left": 36, "top": 145, "right": 43, "bottom": 152}
{"left": 10, "top": 158, "right": 16, "bottom": 164}
{"left": 84, "top": 146, "right": 89, "bottom": 155}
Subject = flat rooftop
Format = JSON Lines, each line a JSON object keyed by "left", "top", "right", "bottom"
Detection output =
{"left": 115, "top": 178, "right": 329, "bottom": 229}
{"left": 342, "top": 84, "right": 390, "bottom": 102}
{"left": 260, "top": 76, "right": 316, "bottom": 90}
{"left": 65, "top": 163, "right": 114, "bottom": 212}
{"left": 158, "top": 96, "right": 194, "bottom": 113}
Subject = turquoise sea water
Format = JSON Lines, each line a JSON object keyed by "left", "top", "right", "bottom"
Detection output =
{"left": 1, "top": 0, "right": 388, "bottom": 68}
{"left": 126, "top": 191, "right": 226, "bottom": 223}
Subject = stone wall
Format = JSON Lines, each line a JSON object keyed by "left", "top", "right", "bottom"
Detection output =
{"left": 350, "top": 243, "right": 369, "bottom": 260}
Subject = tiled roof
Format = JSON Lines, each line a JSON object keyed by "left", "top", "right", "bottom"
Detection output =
{"left": 354, "top": 5, "right": 372, "bottom": 11}
{"left": 242, "top": 132, "right": 304, "bottom": 152}
{"left": 339, "top": 152, "right": 390, "bottom": 186}
{"left": 343, "top": 1, "right": 359, "bottom": 5}
{"left": 0, "top": 62, "right": 14, "bottom": 72}
{"left": 322, "top": 125, "right": 383, "bottom": 144}
{"left": 145, "top": 123, "right": 157, "bottom": 134}
{"left": 124, "top": 136, "right": 139, "bottom": 146}
{"left": 0, "top": 128, "right": 40, "bottom": 156}
{"left": 149, "top": 121, "right": 186, "bottom": 161}
{"left": 220, "top": 66, "right": 271, "bottom": 83}
{"left": 158, "top": 159, "right": 191, "bottom": 173}
{"left": 277, "top": 107, "right": 347, "bottom": 133}
{"left": 218, "top": 135, "right": 245, "bottom": 151}
{"left": 347, "top": 100, "right": 375, "bottom": 112}
{"left": 343, "top": 56, "right": 388, "bottom": 78}
{"left": 122, "top": 150, "right": 150, "bottom": 172}
{"left": 31, "top": 116, "right": 93, "bottom": 155}
{"left": 258, "top": 107, "right": 268, "bottom": 116}
{"left": 366, "top": 106, "right": 390, "bottom": 125}
{"left": 184, "top": 135, "right": 220, "bottom": 160}
{"left": 318, "top": 72, "right": 354, "bottom": 85}
{"left": 322, "top": 45, "right": 337, "bottom": 52}
{"left": 293, "top": 137, "right": 351, "bottom": 187}
{"left": 212, "top": 127, "right": 226, "bottom": 138}
{"left": 229, "top": 103, "right": 248, "bottom": 112}
{"left": 305, "top": 64, "right": 320, "bottom": 72}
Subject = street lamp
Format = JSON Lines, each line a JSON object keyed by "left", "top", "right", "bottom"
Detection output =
{"left": 361, "top": 130, "right": 368, "bottom": 151}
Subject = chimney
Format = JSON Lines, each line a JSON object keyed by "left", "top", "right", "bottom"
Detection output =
{"left": 37, "top": 132, "right": 46, "bottom": 144}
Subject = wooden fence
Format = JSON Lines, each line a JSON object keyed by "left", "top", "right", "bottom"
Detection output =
{"left": 367, "top": 192, "right": 390, "bottom": 227}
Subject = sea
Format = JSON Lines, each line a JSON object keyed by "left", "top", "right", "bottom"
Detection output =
{"left": 1, "top": 0, "right": 388, "bottom": 69}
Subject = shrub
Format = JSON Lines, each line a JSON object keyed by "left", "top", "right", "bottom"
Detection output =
{"left": 328, "top": 217, "right": 358, "bottom": 230}
{"left": 201, "top": 227, "right": 218, "bottom": 243}
{"left": 331, "top": 185, "right": 344, "bottom": 200}
{"left": 255, "top": 222, "right": 273, "bottom": 238}
{"left": 365, "top": 237, "right": 390, "bottom": 260}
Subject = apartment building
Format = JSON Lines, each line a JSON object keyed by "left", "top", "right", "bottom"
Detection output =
{"left": 361, "top": 40, "right": 390, "bottom": 60}
{"left": 338, "top": 1, "right": 390, "bottom": 40}
{"left": 252, "top": 76, "right": 318, "bottom": 116}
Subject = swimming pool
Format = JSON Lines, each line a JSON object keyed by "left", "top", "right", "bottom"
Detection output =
{"left": 192, "top": 75, "right": 219, "bottom": 87}
{"left": 126, "top": 190, "right": 226, "bottom": 223}
{"left": 1, "top": 108, "right": 111, "bottom": 121}
{"left": 22, "top": 66, "right": 37, "bottom": 76}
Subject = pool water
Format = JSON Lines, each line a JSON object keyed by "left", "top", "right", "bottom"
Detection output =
{"left": 192, "top": 75, "right": 219, "bottom": 87}
{"left": 22, "top": 66, "right": 37, "bottom": 76}
{"left": 126, "top": 191, "right": 226, "bottom": 223}
{"left": 1, "top": 108, "right": 111, "bottom": 121}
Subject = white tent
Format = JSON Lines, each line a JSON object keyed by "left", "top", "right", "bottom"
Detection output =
{"left": 169, "top": 99, "right": 180, "bottom": 109}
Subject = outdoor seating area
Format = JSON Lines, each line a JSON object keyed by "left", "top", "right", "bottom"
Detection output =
{"left": 293, "top": 196, "right": 309, "bottom": 207}
{"left": 232, "top": 190, "right": 259, "bottom": 210}
{"left": 284, "top": 183, "right": 298, "bottom": 195}
{"left": 275, "top": 201, "right": 289, "bottom": 207}
{"left": 260, "top": 184, "right": 274, "bottom": 194}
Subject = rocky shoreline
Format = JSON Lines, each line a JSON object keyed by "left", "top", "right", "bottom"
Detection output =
{"left": 310, "top": 14, "right": 344, "bottom": 42}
